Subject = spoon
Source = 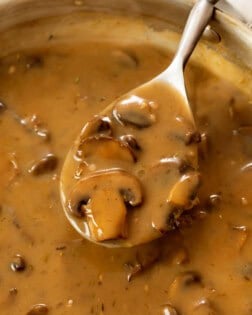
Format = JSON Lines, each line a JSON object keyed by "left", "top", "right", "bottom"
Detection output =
{"left": 60, "top": 0, "right": 219, "bottom": 247}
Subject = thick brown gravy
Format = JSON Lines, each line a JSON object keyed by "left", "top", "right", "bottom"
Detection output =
{"left": 61, "top": 81, "right": 199, "bottom": 247}
{"left": 0, "top": 13, "right": 252, "bottom": 315}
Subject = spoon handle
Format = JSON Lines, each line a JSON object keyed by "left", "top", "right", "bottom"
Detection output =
{"left": 174, "top": 0, "right": 219, "bottom": 68}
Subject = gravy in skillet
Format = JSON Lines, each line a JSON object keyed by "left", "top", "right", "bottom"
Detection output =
{"left": 0, "top": 12, "right": 252, "bottom": 315}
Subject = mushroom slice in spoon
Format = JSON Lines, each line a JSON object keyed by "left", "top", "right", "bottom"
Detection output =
{"left": 79, "top": 115, "right": 112, "bottom": 138}
{"left": 150, "top": 157, "right": 194, "bottom": 175}
{"left": 113, "top": 95, "right": 157, "bottom": 128}
{"left": 167, "top": 171, "right": 200, "bottom": 208}
{"left": 166, "top": 171, "right": 201, "bottom": 228}
{"left": 152, "top": 170, "right": 200, "bottom": 233}
{"left": 76, "top": 136, "right": 136, "bottom": 162}
{"left": 67, "top": 169, "right": 142, "bottom": 242}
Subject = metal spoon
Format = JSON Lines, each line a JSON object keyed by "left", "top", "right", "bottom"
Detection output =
{"left": 60, "top": 0, "right": 219, "bottom": 247}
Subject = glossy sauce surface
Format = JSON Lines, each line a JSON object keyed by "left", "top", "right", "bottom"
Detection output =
{"left": 61, "top": 81, "right": 199, "bottom": 247}
{"left": 0, "top": 12, "right": 252, "bottom": 315}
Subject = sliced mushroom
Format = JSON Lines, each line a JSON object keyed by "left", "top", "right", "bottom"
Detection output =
{"left": 80, "top": 116, "right": 112, "bottom": 139}
{"left": 151, "top": 157, "right": 194, "bottom": 175}
{"left": 85, "top": 189, "right": 128, "bottom": 241}
{"left": 173, "top": 116, "right": 201, "bottom": 146}
{"left": 198, "top": 132, "right": 209, "bottom": 161}
{"left": 20, "top": 114, "right": 50, "bottom": 140}
{"left": 149, "top": 157, "right": 183, "bottom": 233}
{"left": 120, "top": 134, "right": 141, "bottom": 151}
{"left": 167, "top": 171, "right": 200, "bottom": 209}
{"left": 168, "top": 271, "right": 212, "bottom": 315}
{"left": 113, "top": 95, "right": 157, "bottom": 128}
{"left": 68, "top": 170, "right": 142, "bottom": 241}
{"left": 76, "top": 136, "right": 136, "bottom": 162}
{"left": 169, "top": 271, "right": 203, "bottom": 298}
{"left": 185, "top": 130, "right": 201, "bottom": 145}
{"left": 125, "top": 261, "right": 142, "bottom": 282}
{"left": 0, "top": 153, "right": 20, "bottom": 188}
{"left": 149, "top": 158, "right": 196, "bottom": 233}
{"left": 174, "top": 212, "right": 194, "bottom": 228}
{"left": 168, "top": 271, "right": 203, "bottom": 307}
{"left": 152, "top": 171, "right": 200, "bottom": 233}
{"left": 9, "top": 288, "right": 18, "bottom": 296}
{"left": 10, "top": 254, "right": 26, "bottom": 272}
{"left": 28, "top": 153, "right": 58, "bottom": 176}
{"left": 150, "top": 157, "right": 181, "bottom": 174}
{"left": 8, "top": 153, "right": 20, "bottom": 181}
{"left": 205, "top": 193, "right": 222, "bottom": 210}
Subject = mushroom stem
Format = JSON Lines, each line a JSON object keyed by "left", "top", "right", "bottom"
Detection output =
{"left": 67, "top": 169, "right": 142, "bottom": 242}
{"left": 84, "top": 188, "right": 127, "bottom": 241}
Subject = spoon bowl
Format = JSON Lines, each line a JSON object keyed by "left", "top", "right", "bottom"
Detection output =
{"left": 60, "top": 0, "right": 218, "bottom": 247}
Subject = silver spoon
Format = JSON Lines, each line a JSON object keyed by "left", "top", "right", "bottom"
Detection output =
{"left": 60, "top": 0, "right": 219, "bottom": 247}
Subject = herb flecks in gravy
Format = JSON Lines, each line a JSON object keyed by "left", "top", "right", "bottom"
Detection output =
{"left": 0, "top": 13, "right": 252, "bottom": 315}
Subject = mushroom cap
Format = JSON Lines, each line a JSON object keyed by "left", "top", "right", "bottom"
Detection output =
{"left": 150, "top": 157, "right": 193, "bottom": 175}
{"left": 67, "top": 169, "right": 142, "bottom": 242}
{"left": 167, "top": 171, "right": 200, "bottom": 208}
{"left": 113, "top": 95, "right": 157, "bottom": 128}
{"left": 149, "top": 164, "right": 200, "bottom": 233}
{"left": 80, "top": 115, "right": 112, "bottom": 139}
{"left": 68, "top": 169, "right": 142, "bottom": 213}
{"left": 76, "top": 135, "right": 136, "bottom": 162}
{"left": 84, "top": 188, "right": 127, "bottom": 241}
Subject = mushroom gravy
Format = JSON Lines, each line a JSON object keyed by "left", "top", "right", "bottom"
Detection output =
{"left": 0, "top": 12, "right": 252, "bottom": 315}
{"left": 61, "top": 81, "right": 199, "bottom": 247}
